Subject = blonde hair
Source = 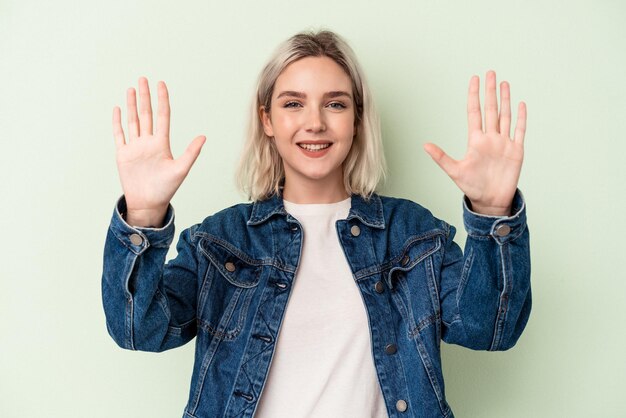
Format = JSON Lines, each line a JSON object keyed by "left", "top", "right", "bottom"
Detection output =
{"left": 237, "top": 30, "right": 386, "bottom": 201}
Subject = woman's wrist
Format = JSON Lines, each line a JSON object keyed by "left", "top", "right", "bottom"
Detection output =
{"left": 467, "top": 199, "right": 512, "bottom": 216}
{"left": 123, "top": 207, "right": 168, "bottom": 228}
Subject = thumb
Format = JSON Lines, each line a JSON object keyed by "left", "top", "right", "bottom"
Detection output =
{"left": 423, "top": 142, "right": 458, "bottom": 179}
{"left": 179, "top": 135, "right": 206, "bottom": 172}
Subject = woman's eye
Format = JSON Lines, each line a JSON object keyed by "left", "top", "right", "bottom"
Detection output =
{"left": 328, "top": 102, "right": 347, "bottom": 110}
{"left": 283, "top": 101, "right": 302, "bottom": 108}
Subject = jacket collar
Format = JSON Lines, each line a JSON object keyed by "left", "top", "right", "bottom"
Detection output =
{"left": 247, "top": 192, "right": 385, "bottom": 229}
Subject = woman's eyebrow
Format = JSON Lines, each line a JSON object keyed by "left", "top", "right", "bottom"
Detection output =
{"left": 275, "top": 90, "right": 352, "bottom": 100}
{"left": 325, "top": 91, "right": 352, "bottom": 100}
{"left": 276, "top": 91, "right": 306, "bottom": 99}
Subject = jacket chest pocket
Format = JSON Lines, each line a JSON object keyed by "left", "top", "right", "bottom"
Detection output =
{"left": 387, "top": 235, "right": 442, "bottom": 339}
{"left": 197, "top": 239, "right": 263, "bottom": 341}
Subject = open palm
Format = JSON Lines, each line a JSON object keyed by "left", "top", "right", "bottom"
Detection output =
{"left": 424, "top": 71, "right": 526, "bottom": 216}
{"left": 112, "top": 77, "right": 205, "bottom": 226}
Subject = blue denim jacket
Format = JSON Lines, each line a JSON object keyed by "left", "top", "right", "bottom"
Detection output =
{"left": 102, "top": 190, "right": 530, "bottom": 418}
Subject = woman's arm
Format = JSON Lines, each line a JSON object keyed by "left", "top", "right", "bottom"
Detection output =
{"left": 427, "top": 72, "right": 531, "bottom": 349}
{"left": 102, "top": 78, "right": 206, "bottom": 351}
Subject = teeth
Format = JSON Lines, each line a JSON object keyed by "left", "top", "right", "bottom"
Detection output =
{"left": 299, "top": 143, "right": 331, "bottom": 151}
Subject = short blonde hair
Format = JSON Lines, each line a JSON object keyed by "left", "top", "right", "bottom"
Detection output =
{"left": 237, "top": 30, "right": 386, "bottom": 201}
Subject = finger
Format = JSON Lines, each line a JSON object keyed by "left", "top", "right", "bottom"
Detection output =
{"left": 156, "top": 81, "right": 170, "bottom": 138}
{"left": 484, "top": 70, "right": 499, "bottom": 133}
{"left": 467, "top": 75, "right": 482, "bottom": 133}
{"left": 499, "top": 81, "right": 511, "bottom": 138}
{"left": 423, "top": 142, "right": 459, "bottom": 179}
{"left": 513, "top": 102, "right": 527, "bottom": 144}
{"left": 178, "top": 135, "right": 207, "bottom": 173}
{"left": 112, "top": 106, "right": 126, "bottom": 149}
{"left": 138, "top": 77, "right": 153, "bottom": 136}
{"left": 126, "top": 87, "right": 139, "bottom": 140}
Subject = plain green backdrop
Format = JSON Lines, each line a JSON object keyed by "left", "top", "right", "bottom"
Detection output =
{"left": 1, "top": 0, "right": 625, "bottom": 417}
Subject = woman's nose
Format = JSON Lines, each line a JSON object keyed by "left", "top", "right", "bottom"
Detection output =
{"left": 305, "top": 107, "right": 326, "bottom": 133}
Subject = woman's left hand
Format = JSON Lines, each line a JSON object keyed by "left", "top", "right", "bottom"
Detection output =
{"left": 424, "top": 71, "right": 526, "bottom": 216}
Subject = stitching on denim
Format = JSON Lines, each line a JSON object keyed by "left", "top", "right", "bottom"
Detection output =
{"left": 442, "top": 315, "right": 462, "bottom": 328}
{"left": 227, "top": 369, "right": 257, "bottom": 417}
{"left": 110, "top": 225, "right": 142, "bottom": 255}
{"left": 123, "top": 253, "right": 138, "bottom": 350}
{"left": 412, "top": 330, "right": 448, "bottom": 415}
{"left": 197, "top": 319, "right": 240, "bottom": 341}
{"left": 202, "top": 286, "right": 242, "bottom": 340}
{"left": 383, "top": 237, "right": 443, "bottom": 285}
{"left": 197, "top": 264, "right": 215, "bottom": 319}
{"left": 490, "top": 243, "right": 511, "bottom": 350}
{"left": 199, "top": 281, "right": 256, "bottom": 342}
{"left": 425, "top": 255, "right": 442, "bottom": 344}
{"left": 425, "top": 255, "right": 441, "bottom": 313}
{"left": 166, "top": 317, "right": 195, "bottom": 337}
{"left": 508, "top": 223, "right": 527, "bottom": 241}
{"left": 466, "top": 232, "right": 492, "bottom": 240}
{"left": 154, "top": 287, "right": 171, "bottom": 319}
{"left": 408, "top": 315, "right": 436, "bottom": 339}
{"left": 272, "top": 219, "right": 303, "bottom": 268}
{"left": 197, "top": 290, "right": 248, "bottom": 341}
{"left": 198, "top": 235, "right": 296, "bottom": 274}
{"left": 196, "top": 233, "right": 267, "bottom": 266}
{"left": 398, "top": 274, "right": 417, "bottom": 334}
{"left": 198, "top": 245, "right": 262, "bottom": 289}
{"left": 456, "top": 246, "right": 475, "bottom": 307}
{"left": 125, "top": 293, "right": 134, "bottom": 350}
{"left": 232, "top": 292, "right": 279, "bottom": 417}
{"left": 189, "top": 331, "right": 222, "bottom": 413}
{"left": 347, "top": 194, "right": 385, "bottom": 228}
{"left": 234, "top": 287, "right": 255, "bottom": 340}
{"left": 355, "top": 232, "right": 444, "bottom": 281}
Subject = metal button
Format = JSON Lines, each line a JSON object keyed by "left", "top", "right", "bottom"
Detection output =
{"left": 129, "top": 233, "right": 143, "bottom": 246}
{"left": 350, "top": 225, "right": 361, "bottom": 237}
{"left": 495, "top": 224, "right": 511, "bottom": 237}
{"left": 396, "top": 399, "right": 408, "bottom": 412}
{"left": 384, "top": 343, "right": 397, "bottom": 355}
{"left": 401, "top": 255, "right": 410, "bottom": 266}
{"left": 374, "top": 281, "right": 385, "bottom": 293}
{"left": 225, "top": 262, "right": 236, "bottom": 272}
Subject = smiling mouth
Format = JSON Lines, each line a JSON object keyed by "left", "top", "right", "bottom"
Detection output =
{"left": 297, "top": 143, "right": 331, "bottom": 151}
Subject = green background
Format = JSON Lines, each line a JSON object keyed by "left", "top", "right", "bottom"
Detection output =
{"left": 1, "top": 1, "right": 625, "bottom": 417}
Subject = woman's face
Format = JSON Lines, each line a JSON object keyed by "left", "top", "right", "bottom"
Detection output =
{"left": 261, "top": 56, "right": 355, "bottom": 198}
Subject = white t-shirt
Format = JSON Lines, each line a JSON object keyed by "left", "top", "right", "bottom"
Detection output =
{"left": 254, "top": 198, "right": 388, "bottom": 418}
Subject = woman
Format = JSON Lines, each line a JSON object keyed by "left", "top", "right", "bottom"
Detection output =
{"left": 103, "top": 30, "right": 530, "bottom": 418}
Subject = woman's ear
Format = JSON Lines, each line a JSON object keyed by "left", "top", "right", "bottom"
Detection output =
{"left": 259, "top": 105, "right": 274, "bottom": 137}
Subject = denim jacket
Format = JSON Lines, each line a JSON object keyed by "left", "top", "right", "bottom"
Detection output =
{"left": 102, "top": 190, "right": 531, "bottom": 418}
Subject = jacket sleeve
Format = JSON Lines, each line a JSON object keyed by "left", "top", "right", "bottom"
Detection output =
{"left": 101, "top": 196, "right": 199, "bottom": 352}
{"left": 439, "top": 189, "right": 531, "bottom": 351}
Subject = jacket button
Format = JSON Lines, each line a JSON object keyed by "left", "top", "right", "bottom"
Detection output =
{"left": 384, "top": 343, "right": 397, "bottom": 355}
{"left": 225, "top": 262, "right": 236, "bottom": 272}
{"left": 396, "top": 399, "right": 408, "bottom": 412}
{"left": 401, "top": 255, "right": 410, "bottom": 266}
{"left": 129, "top": 233, "right": 143, "bottom": 246}
{"left": 374, "top": 281, "right": 385, "bottom": 293}
{"left": 495, "top": 224, "right": 511, "bottom": 237}
{"left": 350, "top": 225, "right": 361, "bottom": 237}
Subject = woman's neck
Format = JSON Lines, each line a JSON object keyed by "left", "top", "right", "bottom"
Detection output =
{"left": 282, "top": 176, "right": 349, "bottom": 204}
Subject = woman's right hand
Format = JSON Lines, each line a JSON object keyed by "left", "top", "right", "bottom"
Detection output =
{"left": 112, "top": 77, "right": 206, "bottom": 227}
